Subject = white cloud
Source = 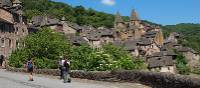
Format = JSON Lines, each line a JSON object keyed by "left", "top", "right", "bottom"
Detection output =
{"left": 101, "top": 0, "right": 116, "bottom": 6}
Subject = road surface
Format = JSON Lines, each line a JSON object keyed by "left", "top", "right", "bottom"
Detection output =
{"left": 0, "top": 69, "right": 150, "bottom": 88}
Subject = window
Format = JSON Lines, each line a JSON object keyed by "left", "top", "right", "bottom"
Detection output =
{"left": 159, "top": 67, "right": 161, "bottom": 70}
{"left": 168, "top": 67, "right": 170, "bottom": 70}
{"left": 16, "top": 42, "right": 19, "bottom": 48}
{"left": 9, "top": 39, "right": 12, "bottom": 48}
{"left": 22, "top": 29, "right": 24, "bottom": 32}
{"left": 157, "top": 58, "right": 161, "bottom": 60}
{"left": 15, "top": 27, "right": 19, "bottom": 34}
{"left": 1, "top": 39, "right": 5, "bottom": 47}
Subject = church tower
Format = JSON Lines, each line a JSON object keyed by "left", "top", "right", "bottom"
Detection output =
{"left": 154, "top": 30, "right": 164, "bottom": 46}
{"left": 130, "top": 9, "right": 140, "bottom": 26}
{"left": 114, "top": 11, "right": 126, "bottom": 32}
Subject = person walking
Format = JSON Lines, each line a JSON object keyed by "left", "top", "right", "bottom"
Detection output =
{"left": 58, "top": 56, "right": 65, "bottom": 79}
{"left": 62, "top": 57, "right": 71, "bottom": 83}
{"left": 26, "top": 58, "right": 34, "bottom": 81}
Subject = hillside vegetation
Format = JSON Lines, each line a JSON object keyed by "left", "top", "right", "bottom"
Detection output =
{"left": 21, "top": 0, "right": 116, "bottom": 28}
{"left": 162, "top": 23, "right": 200, "bottom": 53}
{"left": 20, "top": 0, "right": 200, "bottom": 52}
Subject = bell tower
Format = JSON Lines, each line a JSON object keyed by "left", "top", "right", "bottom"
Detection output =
{"left": 130, "top": 9, "right": 140, "bottom": 26}
{"left": 114, "top": 11, "right": 126, "bottom": 32}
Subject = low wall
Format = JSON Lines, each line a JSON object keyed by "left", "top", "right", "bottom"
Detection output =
{"left": 7, "top": 67, "right": 200, "bottom": 88}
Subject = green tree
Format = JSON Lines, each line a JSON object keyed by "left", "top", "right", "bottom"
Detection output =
{"left": 9, "top": 28, "right": 70, "bottom": 69}
{"left": 175, "top": 52, "right": 190, "bottom": 75}
{"left": 69, "top": 43, "right": 146, "bottom": 71}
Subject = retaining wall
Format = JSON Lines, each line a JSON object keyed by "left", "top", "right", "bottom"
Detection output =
{"left": 6, "top": 67, "right": 200, "bottom": 88}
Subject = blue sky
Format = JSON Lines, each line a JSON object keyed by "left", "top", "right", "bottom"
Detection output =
{"left": 53, "top": 0, "right": 200, "bottom": 25}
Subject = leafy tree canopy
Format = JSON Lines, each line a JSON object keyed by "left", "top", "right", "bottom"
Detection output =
{"left": 9, "top": 28, "right": 70, "bottom": 69}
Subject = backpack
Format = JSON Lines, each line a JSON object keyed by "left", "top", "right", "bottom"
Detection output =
{"left": 28, "top": 62, "right": 33, "bottom": 69}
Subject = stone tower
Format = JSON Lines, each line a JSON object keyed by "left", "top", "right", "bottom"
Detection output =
{"left": 130, "top": 9, "right": 140, "bottom": 26}
{"left": 154, "top": 30, "right": 164, "bottom": 46}
{"left": 114, "top": 11, "right": 126, "bottom": 32}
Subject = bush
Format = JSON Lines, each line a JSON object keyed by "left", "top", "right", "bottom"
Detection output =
{"left": 69, "top": 43, "right": 146, "bottom": 71}
{"left": 9, "top": 28, "right": 70, "bottom": 69}
{"left": 9, "top": 29, "right": 146, "bottom": 71}
{"left": 175, "top": 52, "right": 190, "bottom": 75}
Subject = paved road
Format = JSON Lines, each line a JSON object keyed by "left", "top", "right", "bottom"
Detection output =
{"left": 0, "top": 69, "right": 150, "bottom": 88}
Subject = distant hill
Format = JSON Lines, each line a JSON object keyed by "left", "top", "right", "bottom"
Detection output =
{"left": 20, "top": 0, "right": 200, "bottom": 52}
{"left": 162, "top": 23, "right": 200, "bottom": 53}
{"left": 21, "top": 0, "right": 117, "bottom": 28}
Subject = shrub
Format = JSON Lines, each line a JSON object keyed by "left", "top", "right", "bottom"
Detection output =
{"left": 69, "top": 43, "right": 146, "bottom": 71}
{"left": 175, "top": 52, "right": 190, "bottom": 75}
{"left": 9, "top": 28, "right": 70, "bottom": 69}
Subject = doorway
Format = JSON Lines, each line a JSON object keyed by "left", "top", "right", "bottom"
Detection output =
{"left": 0, "top": 55, "right": 4, "bottom": 67}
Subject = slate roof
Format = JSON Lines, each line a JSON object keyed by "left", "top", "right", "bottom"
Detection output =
{"left": 148, "top": 56, "right": 174, "bottom": 68}
{"left": 69, "top": 36, "right": 88, "bottom": 45}
{"left": 85, "top": 30, "right": 101, "bottom": 41}
{"left": 0, "top": 0, "right": 12, "bottom": 7}
{"left": 97, "top": 29, "right": 114, "bottom": 36}
{"left": 143, "top": 31, "right": 157, "bottom": 38}
{"left": 150, "top": 50, "right": 176, "bottom": 57}
{"left": 160, "top": 45, "right": 168, "bottom": 51}
{"left": 67, "top": 22, "right": 82, "bottom": 31}
{"left": 124, "top": 40, "right": 137, "bottom": 51}
{"left": 137, "top": 37, "right": 152, "bottom": 45}
{"left": 31, "top": 16, "right": 59, "bottom": 27}
{"left": 176, "top": 47, "right": 198, "bottom": 54}
{"left": 171, "top": 32, "right": 180, "bottom": 37}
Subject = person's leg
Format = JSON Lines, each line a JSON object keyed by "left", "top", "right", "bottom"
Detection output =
{"left": 30, "top": 72, "right": 34, "bottom": 81}
{"left": 60, "top": 67, "right": 63, "bottom": 79}
{"left": 29, "top": 68, "right": 34, "bottom": 81}
{"left": 63, "top": 71, "right": 67, "bottom": 83}
{"left": 67, "top": 73, "right": 71, "bottom": 83}
{"left": 67, "top": 71, "right": 71, "bottom": 83}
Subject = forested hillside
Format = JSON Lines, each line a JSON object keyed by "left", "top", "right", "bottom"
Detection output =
{"left": 21, "top": 0, "right": 117, "bottom": 28}
{"left": 20, "top": 0, "right": 200, "bottom": 52}
{"left": 162, "top": 23, "right": 200, "bottom": 52}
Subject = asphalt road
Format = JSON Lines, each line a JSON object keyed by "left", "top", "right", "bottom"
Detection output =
{"left": 0, "top": 69, "right": 150, "bottom": 88}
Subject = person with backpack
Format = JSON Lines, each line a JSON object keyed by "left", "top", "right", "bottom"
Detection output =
{"left": 26, "top": 58, "right": 34, "bottom": 81}
{"left": 62, "top": 57, "right": 71, "bottom": 83}
{"left": 58, "top": 56, "right": 65, "bottom": 79}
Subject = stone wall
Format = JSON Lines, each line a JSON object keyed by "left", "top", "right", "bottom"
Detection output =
{"left": 7, "top": 67, "right": 200, "bottom": 88}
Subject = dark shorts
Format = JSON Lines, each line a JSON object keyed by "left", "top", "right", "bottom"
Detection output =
{"left": 28, "top": 67, "right": 33, "bottom": 72}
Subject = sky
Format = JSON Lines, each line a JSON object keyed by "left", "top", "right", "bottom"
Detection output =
{"left": 53, "top": 0, "right": 200, "bottom": 25}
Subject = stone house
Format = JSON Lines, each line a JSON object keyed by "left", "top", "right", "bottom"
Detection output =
{"left": 29, "top": 16, "right": 78, "bottom": 35}
{"left": 148, "top": 56, "right": 175, "bottom": 73}
{"left": 83, "top": 30, "right": 101, "bottom": 48}
{"left": 124, "top": 39, "right": 139, "bottom": 57}
{"left": 137, "top": 37, "right": 160, "bottom": 56}
{"left": 167, "top": 32, "right": 180, "bottom": 44}
{"left": 69, "top": 35, "right": 88, "bottom": 46}
{"left": 147, "top": 50, "right": 177, "bottom": 73}
{"left": 0, "top": 0, "right": 28, "bottom": 68}
{"left": 98, "top": 29, "right": 114, "bottom": 44}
